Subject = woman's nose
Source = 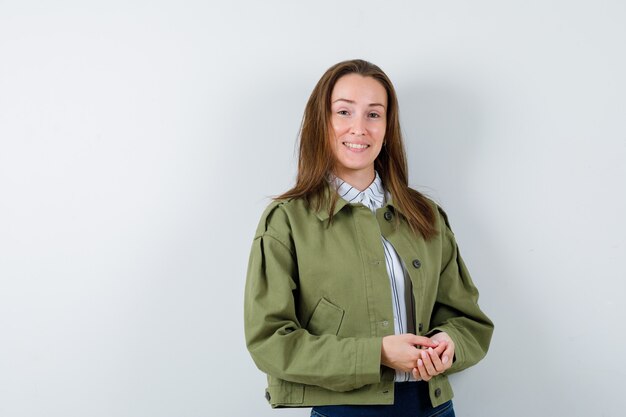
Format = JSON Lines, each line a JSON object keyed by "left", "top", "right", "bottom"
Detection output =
{"left": 350, "top": 118, "right": 366, "bottom": 136}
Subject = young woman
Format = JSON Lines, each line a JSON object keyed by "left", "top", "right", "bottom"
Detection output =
{"left": 244, "top": 59, "right": 493, "bottom": 417}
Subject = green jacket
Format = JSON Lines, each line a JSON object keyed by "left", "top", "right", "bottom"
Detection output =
{"left": 244, "top": 189, "right": 493, "bottom": 408}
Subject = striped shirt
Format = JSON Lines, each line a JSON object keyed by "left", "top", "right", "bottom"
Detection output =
{"left": 331, "top": 172, "right": 416, "bottom": 382}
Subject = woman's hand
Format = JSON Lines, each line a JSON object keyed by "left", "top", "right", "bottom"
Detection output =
{"left": 381, "top": 334, "right": 439, "bottom": 373}
{"left": 411, "top": 332, "right": 455, "bottom": 381}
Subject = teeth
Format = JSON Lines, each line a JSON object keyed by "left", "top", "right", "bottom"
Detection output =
{"left": 344, "top": 142, "right": 369, "bottom": 149}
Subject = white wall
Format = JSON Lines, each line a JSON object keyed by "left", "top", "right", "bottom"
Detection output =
{"left": 1, "top": 1, "right": 624, "bottom": 416}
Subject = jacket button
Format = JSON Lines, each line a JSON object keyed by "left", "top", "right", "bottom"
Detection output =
{"left": 381, "top": 320, "right": 389, "bottom": 327}
{"left": 265, "top": 391, "right": 271, "bottom": 401}
{"left": 418, "top": 323, "right": 423, "bottom": 332}
{"left": 412, "top": 259, "right": 421, "bottom": 269}
{"left": 384, "top": 211, "right": 393, "bottom": 221}
{"left": 434, "top": 388, "right": 441, "bottom": 398}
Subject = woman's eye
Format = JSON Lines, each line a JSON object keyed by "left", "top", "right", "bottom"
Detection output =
{"left": 369, "top": 113, "right": 380, "bottom": 118}
{"left": 337, "top": 110, "right": 349, "bottom": 116}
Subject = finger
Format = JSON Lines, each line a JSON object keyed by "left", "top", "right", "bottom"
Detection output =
{"left": 411, "top": 335, "right": 439, "bottom": 349}
{"left": 420, "top": 350, "right": 438, "bottom": 376}
{"left": 436, "top": 350, "right": 448, "bottom": 369}
{"left": 440, "top": 343, "right": 453, "bottom": 358}
{"left": 442, "top": 346, "right": 455, "bottom": 369}
{"left": 411, "top": 367, "right": 421, "bottom": 381}
{"left": 416, "top": 359, "right": 432, "bottom": 381}
{"left": 427, "top": 347, "right": 445, "bottom": 373}
{"left": 433, "top": 341, "right": 448, "bottom": 356}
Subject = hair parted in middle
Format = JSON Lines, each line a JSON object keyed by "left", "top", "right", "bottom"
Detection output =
{"left": 276, "top": 59, "right": 436, "bottom": 239}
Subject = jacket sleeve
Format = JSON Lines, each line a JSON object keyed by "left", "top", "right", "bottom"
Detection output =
{"left": 243, "top": 202, "right": 383, "bottom": 392}
{"left": 428, "top": 207, "right": 494, "bottom": 375}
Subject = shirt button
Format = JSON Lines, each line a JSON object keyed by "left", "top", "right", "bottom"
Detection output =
{"left": 384, "top": 211, "right": 393, "bottom": 221}
{"left": 418, "top": 323, "right": 423, "bottom": 332}
{"left": 265, "top": 391, "right": 271, "bottom": 401}
{"left": 412, "top": 259, "right": 421, "bottom": 269}
{"left": 434, "top": 388, "right": 442, "bottom": 398}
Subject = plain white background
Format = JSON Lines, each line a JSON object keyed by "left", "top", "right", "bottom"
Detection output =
{"left": 1, "top": 1, "right": 625, "bottom": 416}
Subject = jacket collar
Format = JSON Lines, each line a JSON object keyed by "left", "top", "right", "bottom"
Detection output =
{"left": 312, "top": 183, "right": 348, "bottom": 221}
{"left": 313, "top": 180, "right": 399, "bottom": 222}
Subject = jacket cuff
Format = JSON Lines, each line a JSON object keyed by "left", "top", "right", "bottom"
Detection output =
{"left": 355, "top": 337, "right": 383, "bottom": 387}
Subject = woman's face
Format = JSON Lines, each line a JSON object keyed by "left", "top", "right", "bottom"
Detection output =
{"left": 329, "top": 73, "right": 387, "bottom": 182}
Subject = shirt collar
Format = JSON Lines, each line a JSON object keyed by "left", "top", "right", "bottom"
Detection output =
{"left": 330, "top": 171, "right": 387, "bottom": 213}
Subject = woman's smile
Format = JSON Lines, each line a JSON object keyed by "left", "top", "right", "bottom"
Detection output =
{"left": 342, "top": 141, "right": 370, "bottom": 151}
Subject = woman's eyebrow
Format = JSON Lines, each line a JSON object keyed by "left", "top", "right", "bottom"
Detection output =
{"left": 332, "top": 98, "right": 386, "bottom": 108}
{"left": 332, "top": 98, "right": 355, "bottom": 104}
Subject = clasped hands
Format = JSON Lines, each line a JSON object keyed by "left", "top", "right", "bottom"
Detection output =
{"left": 381, "top": 332, "right": 454, "bottom": 381}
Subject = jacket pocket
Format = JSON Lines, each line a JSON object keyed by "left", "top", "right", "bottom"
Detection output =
{"left": 306, "top": 297, "right": 345, "bottom": 336}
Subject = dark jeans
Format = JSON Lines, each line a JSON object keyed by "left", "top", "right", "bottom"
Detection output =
{"left": 310, "top": 382, "right": 455, "bottom": 417}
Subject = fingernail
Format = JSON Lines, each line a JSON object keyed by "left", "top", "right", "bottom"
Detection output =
{"left": 443, "top": 355, "right": 449, "bottom": 364}
{"left": 418, "top": 359, "right": 423, "bottom": 366}
{"left": 428, "top": 347, "right": 434, "bottom": 353}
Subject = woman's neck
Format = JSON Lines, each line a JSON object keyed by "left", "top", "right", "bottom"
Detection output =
{"left": 333, "top": 168, "right": 376, "bottom": 191}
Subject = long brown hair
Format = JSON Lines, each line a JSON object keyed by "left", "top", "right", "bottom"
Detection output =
{"left": 277, "top": 59, "right": 436, "bottom": 239}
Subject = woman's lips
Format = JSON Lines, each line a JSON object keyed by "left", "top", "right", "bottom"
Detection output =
{"left": 343, "top": 141, "right": 370, "bottom": 151}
